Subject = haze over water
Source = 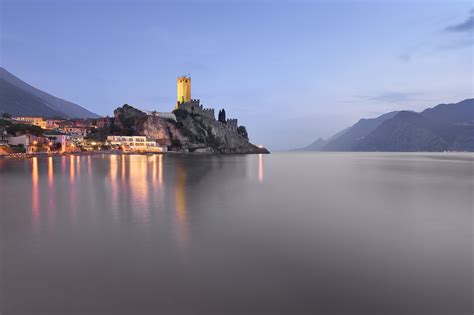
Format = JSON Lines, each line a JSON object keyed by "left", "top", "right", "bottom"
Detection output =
{"left": 0, "top": 153, "right": 472, "bottom": 314}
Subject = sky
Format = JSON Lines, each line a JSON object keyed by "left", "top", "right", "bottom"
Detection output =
{"left": 1, "top": 0, "right": 473, "bottom": 150}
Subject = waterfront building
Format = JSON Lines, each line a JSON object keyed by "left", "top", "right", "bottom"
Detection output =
{"left": 107, "top": 136, "right": 166, "bottom": 152}
{"left": 44, "top": 131, "right": 72, "bottom": 152}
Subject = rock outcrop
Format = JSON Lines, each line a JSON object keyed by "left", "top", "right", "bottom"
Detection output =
{"left": 113, "top": 105, "right": 268, "bottom": 154}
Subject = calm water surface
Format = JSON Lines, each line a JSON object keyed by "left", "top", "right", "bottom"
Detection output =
{"left": 0, "top": 153, "right": 472, "bottom": 314}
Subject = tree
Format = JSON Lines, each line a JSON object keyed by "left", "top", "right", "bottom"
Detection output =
{"left": 218, "top": 108, "right": 226, "bottom": 123}
{"left": 237, "top": 126, "right": 248, "bottom": 140}
{"left": 2, "top": 112, "right": 12, "bottom": 119}
{"left": 6, "top": 124, "right": 44, "bottom": 136}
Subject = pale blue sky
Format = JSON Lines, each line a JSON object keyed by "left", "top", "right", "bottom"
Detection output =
{"left": 1, "top": 0, "right": 473, "bottom": 150}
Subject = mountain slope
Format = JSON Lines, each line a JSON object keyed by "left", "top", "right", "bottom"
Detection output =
{"left": 0, "top": 79, "right": 67, "bottom": 118}
{"left": 291, "top": 138, "right": 327, "bottom": 151}
{"left": 0, "top": 67, "right": 99, "bottom": 118}
{"left": 321, "top": 111, "right": 400, "bottom": 151}
{"left": 355, "top": 99, "right": 474, "bottom": 151}
{"left": 421, "top": 99, "right": 474, "bottom": 124}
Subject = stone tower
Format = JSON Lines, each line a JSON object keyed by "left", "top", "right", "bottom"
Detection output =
{"left": 176, "top": 76, "right": 191, "bottom": 106}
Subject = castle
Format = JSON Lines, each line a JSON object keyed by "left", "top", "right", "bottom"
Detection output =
{"left": 174, "top": 75, "right": 238, "bottom": 129}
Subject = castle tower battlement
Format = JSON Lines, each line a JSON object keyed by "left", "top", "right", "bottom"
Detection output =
{"left": 176, "top": 76, "right": 191, "bottom": 106}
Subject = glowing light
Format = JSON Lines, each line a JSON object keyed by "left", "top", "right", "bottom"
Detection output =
{"left": 129, "top": 155, "right": 148, "bottom": 211}
{"left": 33, "top": 140, "right": 37, "bottom": 145}
{"left": 32, "top": 157, "right": 39, "bottom": 217}
{"left": 48, "top": 156, "right": 54, "bottom": 187}
{"left": 70, "top": 155, "right": 75, "bottom": 182}
{"left": 110, "top": 155, "right": 118, "bottom": 180}
{"left": 47, "top": 157, "right": 56, "bottom": 213}
{"left": 158, "top": 154, "right": 163, "bottom": 184}
{"left": 175, "top": 163, "right": 188, "bottom": 256}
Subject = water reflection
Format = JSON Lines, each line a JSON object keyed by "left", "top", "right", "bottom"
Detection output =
{"left": 69, "top": 156, "right": 77, "bottom": 221}
{"left": 110, "top": 155, "right": 119, "bottom": 215}
{"left": 31, "top": 157, "right": 39, "bottom": 219}
{"left": 175, "top": 161, "right": 189, "bottom": 256}
{"left": 129, "top": 155, "right": 149, "bottom": 221}
{"left": 48, "top": 157, "right": 56, "bottom": 212}
{"left": 159, "top": 154, "right": 163, "bottom": 184}
{"left": 70, "top": 155, "right": 75, "bottom": 183}
{"left": 258, "top": 154, "right": 263, "bottom": 182}
{"left": 87, "top": 156, "right": 92, "bottom": 176}
{"left": 48, "top": 157, "right": 54, "bottom": 188}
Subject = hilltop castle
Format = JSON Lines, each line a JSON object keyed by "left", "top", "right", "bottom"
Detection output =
{"left": 174, "top": 75, "right": 237, "bottom": 128}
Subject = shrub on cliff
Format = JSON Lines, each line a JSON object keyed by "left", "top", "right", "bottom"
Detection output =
{"left": 113, "top": 104, "right": 147, "bottom": 132}
{"left": 237, "top": 126, "right": 248, "bottom": 140}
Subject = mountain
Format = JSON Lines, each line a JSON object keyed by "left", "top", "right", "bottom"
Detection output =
{"left": 355, "top": 99, "right": 474, "bottom": 152}
{"left": 0, "top": 67, "right": 99, "bottom": 118}
{"left": 321, "top": 111, "right": 400, "bottom": 151}
{"left": 420, "top": 99, "right": 474, "bottom": 125}
{"left": 298, "top": 98, "right": 474, "bottom": 152}
{"left": 292, "top": 138, "right": 327, "bottom": 151}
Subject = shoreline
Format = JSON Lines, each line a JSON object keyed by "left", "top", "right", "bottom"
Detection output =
{"left": 0, "top": 149, "right": 270, "bottom": 159}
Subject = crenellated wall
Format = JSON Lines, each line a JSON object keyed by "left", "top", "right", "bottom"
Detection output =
{"left": 176, "top": 99, "right": 215, "bottom": 120}
{"left": 226, "top": 118, "right": 238, "bottom": 129}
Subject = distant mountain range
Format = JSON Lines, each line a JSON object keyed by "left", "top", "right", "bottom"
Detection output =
{"left": 295, "top": 99, "right": 474, "bottom": 152}
{"left": 0, "top": 67, "right": 99, "bottom": 118}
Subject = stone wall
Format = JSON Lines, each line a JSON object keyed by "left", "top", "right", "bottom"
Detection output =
{"left": 176, "top": 99, "right": 215, "bottom": 120}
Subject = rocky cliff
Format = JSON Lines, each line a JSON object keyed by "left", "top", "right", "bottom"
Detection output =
{"left": 113, "top": 105, "right": 268, "bottom": 154}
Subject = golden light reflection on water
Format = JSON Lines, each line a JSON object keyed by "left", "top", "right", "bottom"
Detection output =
{"left": 76, "top": 155, "right": 80, "bottom": 175}
{"left": 121, "top": 155, "right": 126, "bottom": 180}
{"left": 159, "top": 155, "right": 163, "bottom": 184}
{"left": 69, "top": 156, "right": 77, "bottom": 222}
{"left": 129, "top": 155, "right": 149, "bottom": 217}
{"left": 175, "top": 162, "right": 189, "bottom": 256}
{"left": 48, "top": 157, "right": 54, "bottom": 188}
{"left": 110, "top": 155, "right": 118, "bottom": 181}
{"left": 258, "top": 154, "right": 263, "bottom": 183}
{"left": 149, "top": 154, "right": 164, "bottom": 187}
{"left": 70, "top": 155, "right": 75, "bottom": 183}
{"left": 48, "top": 157, "right": 56, "bottom": 212}
{"left": 151, "top": 155, "right": 157, "bottom": 185}
{"left": 87, "top": 156, "right": 92, "bottom": 176}
{"left": 31, "top": 157, "right": 39, "bottom": 219}
{"left": 110, "top": 155, "right": 119, "bottom": 214}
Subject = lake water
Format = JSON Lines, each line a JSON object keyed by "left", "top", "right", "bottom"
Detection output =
{"left": 0, "top": 153, "right": 472, "bottom": 314}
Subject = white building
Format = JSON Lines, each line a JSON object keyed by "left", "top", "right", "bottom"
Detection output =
{"left": 107, "top": 136, "right": 166, "bottom": 152}
{"left": 44, "top": 132, "right": 71, "bottom": 152}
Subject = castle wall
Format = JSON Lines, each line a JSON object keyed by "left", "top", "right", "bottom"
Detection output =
{"left": 177, "top": 99, "right": 215, "bottom": 120}
{"left": 226, "top": 119, "right": 238, "bottom": 129}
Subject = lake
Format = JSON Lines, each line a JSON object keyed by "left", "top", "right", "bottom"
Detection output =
{"left": 0, "top": 153, "right": 472, "bottom": 314}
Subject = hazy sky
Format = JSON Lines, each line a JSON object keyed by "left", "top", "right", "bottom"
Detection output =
{"left": 1, "top": 0, "right": 473, "bottom": 150}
